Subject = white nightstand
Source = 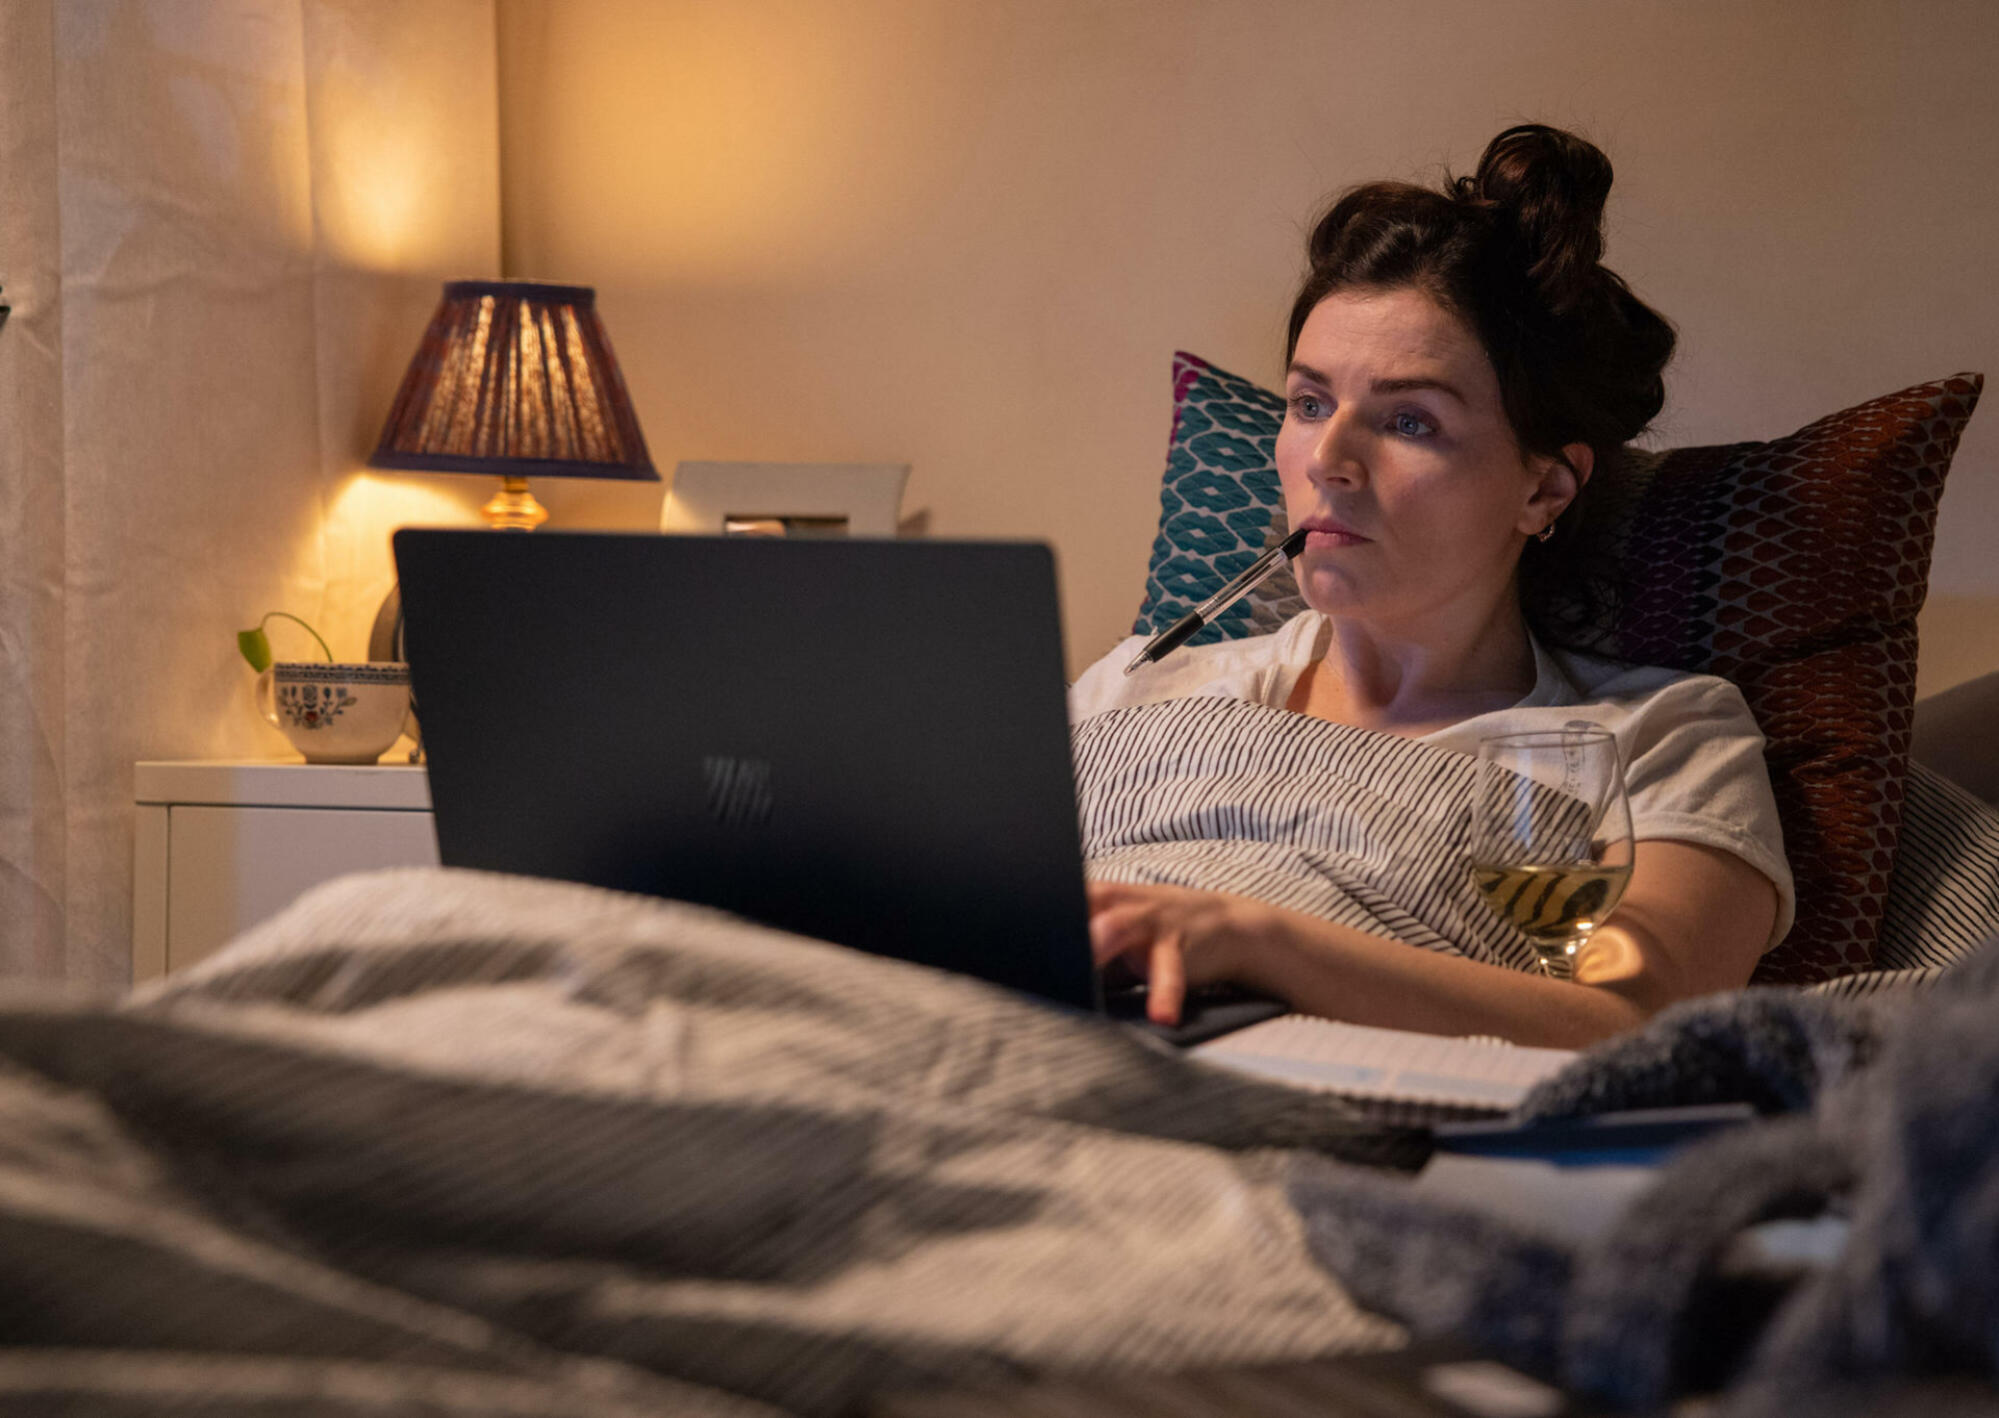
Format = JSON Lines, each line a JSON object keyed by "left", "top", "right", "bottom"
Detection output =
{"left": 132, "top": 760, "right": 439, "bottom": 981}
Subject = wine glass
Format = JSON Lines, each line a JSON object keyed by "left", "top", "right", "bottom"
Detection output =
{"left": 1468, "top": 727, "right": 1634, "bottom": 981}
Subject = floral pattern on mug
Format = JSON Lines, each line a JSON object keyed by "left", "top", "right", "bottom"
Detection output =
{"left": 278, "top": 682, "right": 357, "bottom": 730}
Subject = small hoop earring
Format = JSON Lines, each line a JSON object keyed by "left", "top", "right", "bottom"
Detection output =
{"left": 1536, "top": 523, "right": 1557, "bottom": 543}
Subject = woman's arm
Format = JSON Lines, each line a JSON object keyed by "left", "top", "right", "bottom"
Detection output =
{"left": 1089, "top": 839, "right": 1777, "bottom": 1049}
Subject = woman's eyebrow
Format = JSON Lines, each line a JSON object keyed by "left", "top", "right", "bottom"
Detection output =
{"left": 1285, "top": 363, "right": 1466, "bottom": 405}
{"left": 1371, "top": 376, "right": 1466, "bottom": 404}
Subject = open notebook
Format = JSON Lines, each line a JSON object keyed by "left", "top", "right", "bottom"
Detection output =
{"left": 1191, "top": 1015, "right": 1577, "bottom": 1119}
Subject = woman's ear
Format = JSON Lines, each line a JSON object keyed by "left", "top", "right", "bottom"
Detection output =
{"left": 1560, "top": 441, "right": 1594, "bottom": 494}
{"left": 1522, "top": 441, "right": 1594, "bottom": 534}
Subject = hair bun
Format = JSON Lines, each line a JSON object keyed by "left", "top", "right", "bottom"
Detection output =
{"left": 1451, "top": 124, "right": 1614, "bottom": 311}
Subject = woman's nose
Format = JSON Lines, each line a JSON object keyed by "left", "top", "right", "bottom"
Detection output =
{"left": 1309, "top": 410, "right": 1367, "bottom": 488}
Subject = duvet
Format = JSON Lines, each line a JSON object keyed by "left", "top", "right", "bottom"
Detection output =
{"left": 0, "top": 867, "right": 1406, "bottom": 1417}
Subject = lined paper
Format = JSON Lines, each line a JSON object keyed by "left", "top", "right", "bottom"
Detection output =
{"left": 1192, "top": 1016, "right": 1577, "bottom": 1111}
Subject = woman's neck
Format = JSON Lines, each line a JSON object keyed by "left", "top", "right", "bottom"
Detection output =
{"left": 1289, "top": 589, "right": 1539, "bottom": 736}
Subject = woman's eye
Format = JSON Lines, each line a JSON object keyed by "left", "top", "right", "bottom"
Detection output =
{"left": 1391, "top": 410, "right": 1436, "bottom": 438}
{"left": 1288, "top": 393, "right": 1327, "bottom": 419}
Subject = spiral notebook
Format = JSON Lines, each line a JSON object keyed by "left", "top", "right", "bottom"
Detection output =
{"left": 1191, "top": 1015, "right": 1578, "bottom": 1117}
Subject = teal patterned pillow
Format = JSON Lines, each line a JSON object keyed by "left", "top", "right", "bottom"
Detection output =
{"left": 1133, "top": 352, "right": 1306, "bottom": 643}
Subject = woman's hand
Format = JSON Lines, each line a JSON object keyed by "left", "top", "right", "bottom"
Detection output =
{"left": 1086, "top": 881, "right": 1272, "bottom": 1025}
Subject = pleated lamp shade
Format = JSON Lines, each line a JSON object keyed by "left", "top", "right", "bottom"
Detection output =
{"left": 368, "top": 280, "right": 656, "bottom": 529}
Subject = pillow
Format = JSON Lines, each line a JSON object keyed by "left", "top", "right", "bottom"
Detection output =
{"left": 1912, "top": 668, "right": 1999, "bottom": 807}
{"left": 1867, "top": 762, "right": 1999, "bottom": 978}
{"left": 1135, "top": 352, "right": 1984, "bottom": 985}
{"left": 1133, "top": 354, "right": 1306, "bottom": 645}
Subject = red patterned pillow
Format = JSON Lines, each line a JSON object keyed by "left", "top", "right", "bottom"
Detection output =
{"left": 1530, "top": 375, "right": 1985, "bottom": 984}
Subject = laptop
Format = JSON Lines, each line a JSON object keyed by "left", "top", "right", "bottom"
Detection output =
{"left": 392, "top": 528, "right": 1284, "bottom": 1045}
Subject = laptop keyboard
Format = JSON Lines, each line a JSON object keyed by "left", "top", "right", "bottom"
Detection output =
{"left": 1101, "top": 980, "right": 1290, "bottom": 1047}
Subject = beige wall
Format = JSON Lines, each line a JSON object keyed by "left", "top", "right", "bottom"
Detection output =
{"left": 498, "top": 0, "right": 1998, "bottom": 691}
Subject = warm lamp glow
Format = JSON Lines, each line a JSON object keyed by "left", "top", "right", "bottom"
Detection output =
{"left": 331, "top": 469, "right": 484, "bottom": 535}
{"left": 511, "top": 2, "right": 974, "bottom": 282}
{"left": 322, "top": 141, "right": 429, "bottom": 269}
{"left": 304, "top": 9, "right": 496, "bottom": 272}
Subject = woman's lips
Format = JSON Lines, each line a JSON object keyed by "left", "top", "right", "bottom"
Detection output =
{"left": 1301, "top": 526, "right": 1370, "bottom": 549}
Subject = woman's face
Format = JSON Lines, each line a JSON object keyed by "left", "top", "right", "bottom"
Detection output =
{"left": 1276, "top": 286, "right": 1576, "bottom": 631}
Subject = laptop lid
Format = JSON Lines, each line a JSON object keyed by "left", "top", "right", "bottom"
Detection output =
{"left": 392, "top": 528, "right": 1099, "bottom": 1012}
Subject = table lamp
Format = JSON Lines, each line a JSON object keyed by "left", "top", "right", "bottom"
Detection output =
{"left": 368, "top": 280, "right": 656, "bottom": 529}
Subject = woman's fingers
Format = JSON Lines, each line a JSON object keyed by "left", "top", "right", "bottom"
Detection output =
{"left": 1088, "top": 899, "right": 1188, "bottom": 1024}
{"left": 1086, "top": 880, "right": 1148, "bottom": 913}
{"left": 1087, "top": 881, "right": 1241, "bottom": 1024}
{"left": 1147, "top": 934, "right": 1187, "bottom": 1025}
{"left": 1088, "top": 898, "right": 1153, "bottom": 968}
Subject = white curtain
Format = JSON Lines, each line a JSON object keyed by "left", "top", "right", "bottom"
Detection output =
{"left": 0, "top": 0, "right": 500, "bottom": 987}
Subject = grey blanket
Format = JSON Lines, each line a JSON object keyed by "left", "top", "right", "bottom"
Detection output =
{"left": 1290, "top": 934, "right": 1999, "bottom": 1416}
{"left": 0, "top": 868, "right": 1408, "bottom": 1417}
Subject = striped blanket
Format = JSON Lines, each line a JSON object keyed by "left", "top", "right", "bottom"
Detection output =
{"left": 1075, "top": 697, "right": 1543, "bottom": 973}
{"left": 0, "top": 869, "right": 1409, "bottom": 1417}
{"left": 1075, "top": 698, "right": 1999, "bottom": 998}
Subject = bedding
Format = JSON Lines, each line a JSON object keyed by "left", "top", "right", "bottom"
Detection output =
{"left": 1291, "top": 932, "right": 1999, "bottom": 1414}
{"left": 1078, "top": 695, "right": 1582, "bottom": 974}
{"left": 4, "top": 741, "right": 1995, "bottom": 1411}
{"left": 1832, "top": 761, "right": 1999, "bottom": 994}
{"left": 1076, "top": 700, "right": 1999, "bottom": 1000}
{"left": 5, "top": 851, "right": 1997, "bottom": 1414}
{"left": 1132, "top": 352, "right": 1986, "bottom": 985}
{"left": 1912, "top": 668, "right": 1999, "bottom": 807}
{"left": 0, "top": 868, "right": 1411, "bottom": 1417}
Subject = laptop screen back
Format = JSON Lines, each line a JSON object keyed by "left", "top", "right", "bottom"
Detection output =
{"left": 392, "top": 529, "right": 1098, "bottom": 1011}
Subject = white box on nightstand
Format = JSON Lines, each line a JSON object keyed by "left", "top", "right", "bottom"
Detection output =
{"left": 132, "top": 760, "right": 439, "bottom": 981}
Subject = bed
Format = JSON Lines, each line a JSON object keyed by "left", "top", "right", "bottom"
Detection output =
{"left": 0, "top": 368, "right": 1993, "bottom": 1416}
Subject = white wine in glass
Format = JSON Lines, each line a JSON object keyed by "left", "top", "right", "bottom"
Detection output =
{"left": 1468, "top": 728, "right": 1634, "bottom": 980}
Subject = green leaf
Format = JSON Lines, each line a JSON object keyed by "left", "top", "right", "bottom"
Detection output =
{"left": 239, "top": 610, "right": 332, "bottom": 668}
{"left": 238, "top": 627, "right": 272, "bottom": 673}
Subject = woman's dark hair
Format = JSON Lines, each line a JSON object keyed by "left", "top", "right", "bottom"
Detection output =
{"left": 1285, "top": 124, "right": 1676, "bottom": 619}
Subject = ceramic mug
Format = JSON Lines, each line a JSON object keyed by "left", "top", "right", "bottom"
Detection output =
{"left": 256, "top": 661, "right": 411, "bottom": 765}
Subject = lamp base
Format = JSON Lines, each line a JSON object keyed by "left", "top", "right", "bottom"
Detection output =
{"left": 483, "top": 476, "right": 549, "bottom": 531}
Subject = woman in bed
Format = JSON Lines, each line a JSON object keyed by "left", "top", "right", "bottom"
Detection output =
{"left": 1070, "top": 124, "right": 1792, "bottom": 1048}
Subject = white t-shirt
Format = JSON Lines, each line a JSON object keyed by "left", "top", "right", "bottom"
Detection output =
{"left": 1070, "top": 611, "right": 1795, "bottom": 947}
